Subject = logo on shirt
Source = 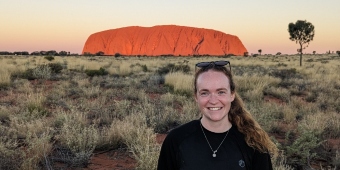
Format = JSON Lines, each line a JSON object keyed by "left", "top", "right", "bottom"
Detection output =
{"left": 239, "top": 160, "right": 245, "bottom": 168}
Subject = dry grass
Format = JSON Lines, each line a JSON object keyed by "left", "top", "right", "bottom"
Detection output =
{"left": 164, "top": 71, "right": 193, "bottom": 94}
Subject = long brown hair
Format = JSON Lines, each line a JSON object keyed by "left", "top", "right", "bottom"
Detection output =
{"left": 194, "top": 65, "right": 277, "bottom": 154}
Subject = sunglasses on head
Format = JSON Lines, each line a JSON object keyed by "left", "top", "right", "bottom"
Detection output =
{"left": 195, "top": 61, "right": 231, "bottom": 72}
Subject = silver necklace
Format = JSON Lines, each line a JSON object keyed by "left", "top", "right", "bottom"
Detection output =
{"left": 200, "top": 122, "right": 230, "bottom": 158}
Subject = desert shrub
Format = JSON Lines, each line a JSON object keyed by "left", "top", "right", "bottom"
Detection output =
{"left": 246, "top": 102, "right": 281, "bottom": 132}
{"left": 26, "top": 103, "right": 50, "bottom": 118}
{"left": 18, "top": 68, "right": 36, "bottom": 80}
{"left": 0, "top": 68, "right": 11, "bottom": 89}
{"left": 321, "top": 112, "right": 340, "bottom": 138}
{"left": 235, "top": 74, "right": 281, "bottom": 102}
{"left": 306, "top": 58, "right": 313, "bottom": 62}
{"left": 151, "top": 105, "right": 181, "bottom": 133}
{"left": 286, "top": 131, "right": 321, "bottom": 168}
{"left": 85, "top": 67, "right": 108, "bottom": 77}
{"left": 35, "top": 65, "right": 52, "bottom": 79}
{"left": 58, "top": 122, "right": 99, "bottom": 168}
{"left": 116, "top": 113, "right": 160, "bottom": 170}
{"left": 132, "top": 63, "right": 148, "bottom": 72}
{"left": 141, "top": 64, "right": 148, "bottom": 72}
{"left": 20, "top": 132, "right": 52, "bottom": 170}
{"left": 65, "top": 86, "right": 84, "bottom": 99}
{"left": 272, "top": 151, "right": 294, "bottom": 170}
{"left": 53, "top": 114, "right": 66, "bottom": 129}
{"left": 48, "top": 63, "right": 63, "bottom": 73}
{"left": 281, "top": 104, "right": 298, "bottom": 122}
{"left": 0, "top": 82, "right": 10, "bottom": 90}
{"left": 270, "top": 68, "right": 302, "bottom": 80}
{"left": 0, "top": 110, "right": 10, "bottom": 126}
{"left": 23, "top": 93, "right": 50, "bottom": 118}
{"left": 263, "top": 87, "right": 290, "bottom": 103}
{"left": 44, "top": 56, "right": 54, "bottom": 61}
{"left": 44, "top": 90, "right": 68, "bottom": 108}
{"left": 157, "top": 63, "right": 190, "bottom": 75}
{"left": 111, "top": 100, "right": 132, "bottom": 119}
{"left": 95, "top": 125, "right": 124, "bottom": 151}
{"left": 0, "top": 138, "right": 23, "bottom": 170}
{"left": 149, "top": 75, "right": 165, "bottom": 85}
{"left": 225, "top": 53, "right": 235, "bottom": 57}
{"left": 305, "top": 91, "right": 318, "bottom": 102}
{"left": 114, "top": 53, "right": 121, "bottom": 57}
{"left": 277, "top": 63, "right": 288, "bottom": 67}
{"left": 232, "top": 65, "right": 269, "bottom": 76}
{"left": 336, "top": 51, "right": 340, "bottom": 56}
{"left": 18, "top": 65, "right": 52, "bottom": 80}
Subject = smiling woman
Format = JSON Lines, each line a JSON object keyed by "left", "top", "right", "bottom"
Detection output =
{"left": 157, "top": 61, "right": 277, "bottom": 170}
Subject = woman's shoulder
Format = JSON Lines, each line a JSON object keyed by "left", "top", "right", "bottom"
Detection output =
{"left": 164, "top": 119, "right": 200, "bottom": 143}
{"left": 229, "top": 125, "right": 254, "bottom": 151}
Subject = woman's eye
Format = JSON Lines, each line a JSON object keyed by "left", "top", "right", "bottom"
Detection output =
{"left": 200, "top": 92, "right": 208, "bottom": 96}
{"left": 218, "top": 91, "right": 227, "bottom": 95}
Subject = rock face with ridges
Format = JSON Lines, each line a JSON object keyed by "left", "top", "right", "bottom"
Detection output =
{"left": 82, "top": 25, "right": 247, "bottom": 56}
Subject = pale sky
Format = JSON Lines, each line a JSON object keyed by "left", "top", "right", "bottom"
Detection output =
{"left": 1, "top": 0, "right": 339, "bottom": 55}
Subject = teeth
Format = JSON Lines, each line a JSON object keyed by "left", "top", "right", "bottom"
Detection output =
{"left": 209, "top": 107, "right": 221, "bottom": 111}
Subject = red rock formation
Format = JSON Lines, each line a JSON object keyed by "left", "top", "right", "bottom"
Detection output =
{"left": 82, "top": 25, "right": 247, "bottom": 56}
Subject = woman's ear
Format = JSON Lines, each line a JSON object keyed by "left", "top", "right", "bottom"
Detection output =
{"left": 194, "top": 92, "right": 198, "bottom": 102}
{"left": 231, "top": 91, "right": 236, "bottom": 102}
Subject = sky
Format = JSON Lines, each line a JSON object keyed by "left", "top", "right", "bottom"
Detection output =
{"left": 1, "top": 0, "right": 339, "bottom": 55}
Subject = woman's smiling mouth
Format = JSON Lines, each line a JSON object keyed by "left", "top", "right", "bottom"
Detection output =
{"left": 208, "top": 107, "right": 222, "bottom": 111}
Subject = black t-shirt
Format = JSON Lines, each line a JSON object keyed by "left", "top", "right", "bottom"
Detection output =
{"left": 157, "top": 119, "right": 273, "bottom": 170}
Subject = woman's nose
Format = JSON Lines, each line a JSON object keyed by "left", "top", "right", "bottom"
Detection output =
{"left": 208, "top": 93, "right": 218, "bottom": 103}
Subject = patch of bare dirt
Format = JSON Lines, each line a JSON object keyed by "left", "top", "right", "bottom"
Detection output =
{"left": 84, "top": 149, "right": 137, "bottom": 170}
{"left": 264, "top": 95, "right": 285, "bottom": 105}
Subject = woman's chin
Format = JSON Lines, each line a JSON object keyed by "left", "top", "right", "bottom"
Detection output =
{"left": 205, "top": 113, "right": 227, "bottom": 122}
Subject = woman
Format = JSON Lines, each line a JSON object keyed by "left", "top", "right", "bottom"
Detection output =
{"left": 157, "top": 61, "right": 277, "bottom": 170}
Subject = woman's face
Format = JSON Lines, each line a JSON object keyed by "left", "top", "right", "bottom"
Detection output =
{"left": 195, "top": 70, "right": 235, "bottom": 123}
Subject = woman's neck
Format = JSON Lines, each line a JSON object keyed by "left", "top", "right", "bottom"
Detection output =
{"left": 200, "top": 117, "right": 232, "bottom": 133}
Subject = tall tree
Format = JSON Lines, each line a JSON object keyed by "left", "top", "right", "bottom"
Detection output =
{"left": 258, "top": 49, "right": 262, "bottom": 55}
{"left": 288, "top": 20, "right": 315, "bottom": 66}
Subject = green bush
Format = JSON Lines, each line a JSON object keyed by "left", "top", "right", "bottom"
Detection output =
{"left": 286, "top": 131, "right": 321, "bottom": 167}
{"left": 48, "top": 63, "right": 63, "bottom": 73}
{"left": 85, "top": 67, "right": 108, "bottom": 77}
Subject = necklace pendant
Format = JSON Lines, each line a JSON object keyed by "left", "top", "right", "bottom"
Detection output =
{"left": 213, "top": 153, "right": 216, "bottom": 157}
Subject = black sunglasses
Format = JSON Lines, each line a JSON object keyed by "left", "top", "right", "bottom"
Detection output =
{"left": 195, "top": 61, "right": 231, "bottom": 72}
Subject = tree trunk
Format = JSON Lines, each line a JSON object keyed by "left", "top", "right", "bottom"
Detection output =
{"left": 300, "top": 44, "right": 303, "bottom": 66}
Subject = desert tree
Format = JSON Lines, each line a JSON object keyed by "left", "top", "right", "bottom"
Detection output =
{"left": 258, "top": 49, "right": 262, "bottom": 55}
{"left": 59, "top": 51, "right": 68, "bottom": 56}
{"left": 288, "top": 20, "right": 315, "bottom": 66}
{"left": 96, "top": 51, "right": 104, "bottom": 56}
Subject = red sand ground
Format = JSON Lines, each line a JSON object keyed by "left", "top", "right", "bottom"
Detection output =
{"left": 84, "top": 134, "right": 167, "bottom": 170}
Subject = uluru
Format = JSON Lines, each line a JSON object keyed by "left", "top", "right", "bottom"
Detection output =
{"left": 82, "top": 25, "right": 247, "bottom": 56}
